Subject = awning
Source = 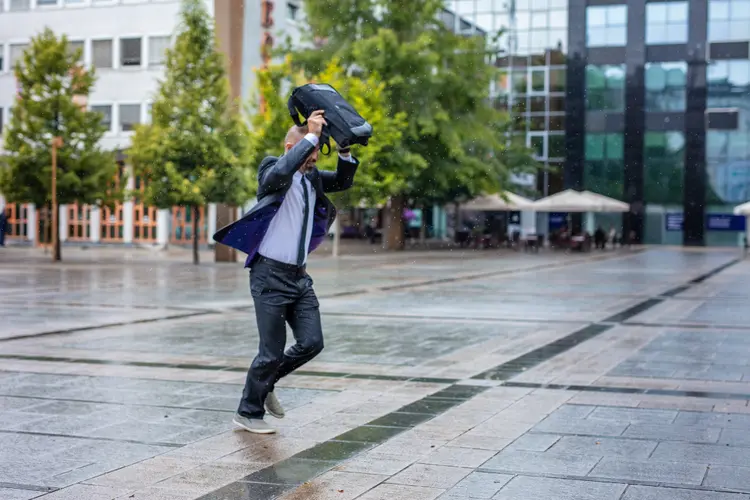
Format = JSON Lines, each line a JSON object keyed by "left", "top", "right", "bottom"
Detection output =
{"left": 531, "top": 189, "right": 630, "bottom": 213}
{"left": 733, "top": 201, "right": 750, "bottom": 215}
{"left": 460, "top": 192, "right": 534, "bottom": 211}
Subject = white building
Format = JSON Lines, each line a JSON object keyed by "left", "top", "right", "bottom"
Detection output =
{"left": 0, "top": 0, "right": 302, "bottom": 247}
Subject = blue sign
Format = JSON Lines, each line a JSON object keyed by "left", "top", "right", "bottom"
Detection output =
{"left": 549, "top": 212, "right": 567, "bottom": 231}
{"left": 665, "top": 213, "right": 684, "bottom": 231}
{"left": 706, "top": 213, "right": 746, "bottom": 232}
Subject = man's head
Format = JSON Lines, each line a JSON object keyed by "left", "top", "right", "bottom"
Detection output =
{"left": 285, "top": 124, "right": 319, "bottom": 173}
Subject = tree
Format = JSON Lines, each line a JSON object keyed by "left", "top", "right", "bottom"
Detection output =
{"left": 128, "top": 0, "right": 252, "bottom": 265}
{"left": 292, "top": 0, "right": 538, "bottom": 249}
{"left": 0, "top": 28, "right": 118, "bottom": 261}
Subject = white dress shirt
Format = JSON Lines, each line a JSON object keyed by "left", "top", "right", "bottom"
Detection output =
{"left": 258, "top": 134, "right": 354, "bottom": 265}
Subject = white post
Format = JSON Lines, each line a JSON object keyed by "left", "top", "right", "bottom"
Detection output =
{"left": 585, "top": 212, "right": 595, "bottom": 233}
{"left": 90, "top": 206, "right": 101, "bottom": 243}
{"left": 332, "top": 217, "right": 341, "bottom": 257}
{"left": 521, "top": 210, "right": 536, "bottom": 236}
{"left": 156, "top": 209, "right": 170, "bottom": 246}
{"left": 59, "top": 204, "right": 68, "bottom": 242}
{"left": 27, "top": 204, "right": 37, "bottom": 243}
{"left": 207, "top": 203, "right": 217, "bottom": 243}
{"left": 122, "top": 165, "right": 135, "bottom": 244}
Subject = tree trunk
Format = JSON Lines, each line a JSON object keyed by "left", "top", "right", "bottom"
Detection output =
{"left": 384, "top": 195, "right": 405, "bottom": 251}
{"left": 53, "top": 202, "right": 61, "bottom": 262}
{"left": 419, "top": 204, "right": 427, "bottom": 246}
{"left": 192, "top": 206, "right": 200, "bottom": 265}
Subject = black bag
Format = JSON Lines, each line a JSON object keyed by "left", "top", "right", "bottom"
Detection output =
{"left": 287, "top": 83, "right": 373, "bottom": 155}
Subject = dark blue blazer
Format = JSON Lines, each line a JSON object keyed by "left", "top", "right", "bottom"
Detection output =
{"left": 213, "top": 138, "right": 359, "bottom": 267}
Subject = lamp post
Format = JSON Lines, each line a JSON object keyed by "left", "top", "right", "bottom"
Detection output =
{"left": 51, "top": 136, "right": 63, "bottom": 261}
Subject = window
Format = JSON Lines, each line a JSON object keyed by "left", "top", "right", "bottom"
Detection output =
{"left": 531, "top": 69, "right": 545, "bottom": 92}
{"left": 9, "top": 44, "right": 29, "bottom": 69}
{"left": 585, "top": 65, "right": 625, "bottom": 111}
{"left": 531, "top": 135, "right": 545, "bottom": 158}
{"left": 119, "top": 104, "right": 141, "bottom": 131}
{"left": 148, "top": 36, "right": 170, "bottom": 67}
{"left": 709, "top": 0, "right": 750, "bottom": 42}
{"left": 645, "top": 62, "right": 687, "bottom": 111}
{"left": 92, "top": 39, "right": 113, "bottom": 68}
{"left": 644, "top": 132, "right": 685, "bottom": 204}
{"left": 549, "top": 95, "right": 565, "bottom": 112}
{"left": 548, "top": 134, "right": 565, "bottom": 158}
{"left": 91, "top": 105, "right": 113, "bottom": 132}
{"left": 287, "top": 2, "right": 299, "bottom": 20}
{"left": 120, "top": 38, "right": 142, "bottom": 67}
{"left": 37, "top": 0, "right": 59, "bottom": 5}
{"left": 9, "top": 0, "right": 31, "bottom": 11}
{"left": 646, "top": 2, "right": 688, "bottom": 45}
{"left": 586, "top": 5, "right": 627, "bottom": 47}
{"left": 0, "top": 108, "right": 4, "bottom": 135}
{"left": 585, "top": 133, "right": 624, "bottom": 199}
{"left": 67, "top": 41, "right": 84, "bottom": 62}
{"left": 549, "top": 68, "right": 565, "bottom": 92}
{"left": 0, "top": 44, "right": 4, "bottom": 72}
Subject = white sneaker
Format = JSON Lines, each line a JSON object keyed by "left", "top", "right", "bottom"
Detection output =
{"left": 265, "top": 391, "right": 285, "bottom": 419}
{"left": 232, "top": 414, "right": 276, "bottom": 434}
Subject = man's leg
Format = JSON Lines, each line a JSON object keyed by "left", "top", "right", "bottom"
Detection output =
{"left": 275, "top": 275, "right": 324, "bottom": 381}
{"left": 237, "top": 265, "right": 291, "bottom": 419}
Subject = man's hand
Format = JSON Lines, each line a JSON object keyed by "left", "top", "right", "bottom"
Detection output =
{"left": 307, "top": 110, "right": 327, "bottom": 137}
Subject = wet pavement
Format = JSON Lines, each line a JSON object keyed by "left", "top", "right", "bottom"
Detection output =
{"left": 1, "top": 246, "right": 750, "bottom": 499}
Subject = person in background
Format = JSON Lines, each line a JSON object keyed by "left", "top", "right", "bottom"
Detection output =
{"left": 609, "top": 226, "right": 617, "bottom": 249}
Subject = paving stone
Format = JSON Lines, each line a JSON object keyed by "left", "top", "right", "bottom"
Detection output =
{"left": 356, "top": 483, "right": 445, "bottom": 500}
{"left": 589, "top": 458, "right": 708, "bottom": 485}
{"left": 333, "top": 453, "right": 415, "bottom": 476}
{"left": 705, "top": 465, "right": 750, "bottom": 492}
{"left": 277, "top": 470, "right": 384, "bottom": 500}
{"left": 505, "top": 433, "right": 561, "bottom": 452}
{"left": 419, "top": 447, "right": 496, "bottom": 468}
{"left": 587, "top": 406, "right": 678, "bottom": 425}
{"left": 448, "top": 434, "right": 513, "bottom": 451}
{"left": 652, "top": 441, "right": 750, "bottom": 467}
{"left": 622, "top": 423, "right": 721, "bottom": 443}
{"left": 621, "top": 485, "right": 750, "bottom": 500}
{"left": 492, "top": 476, "right": 627, "bottom": 500}
{"left": 481, "top": 450, "right": 600, "bottom": 476}
{"left": 0, "top": 488, "right": 44, "bottom": 500}
{"left": 29, "top": 484, "right": 132, "bottom": 499}
{"left": 441, "top": 471, "right": 512, "bottom": 499}
{"left": 387, "top": 463, "right": 472, "bottom": 489}
{"left": 675, "top": 411, "right": 750, "bottom": 429}
{"left": 548, "top": 436, "right": 658, "bottom": 459}
{"left": 532, "top": 417, "right": 628, "bottom": 437}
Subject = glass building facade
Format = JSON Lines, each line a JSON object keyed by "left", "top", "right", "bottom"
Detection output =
{"left": 446, "top": 0, "right": 748, "bottom": 245}
{"left": 567, "top": 0, "right": 750, "bottom": 246}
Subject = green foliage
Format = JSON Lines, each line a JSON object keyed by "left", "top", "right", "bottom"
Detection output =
{"left": 128, "top": 0, "right": 252, "bottom": 210}
{"left": 0, "top": 28, "right": 118, "bottom": 208}
{"left": 292, "top": 0, "right": 539, "bottom": 206}
{"left": 246, "top": 57, "right": 416, "bottom": 207}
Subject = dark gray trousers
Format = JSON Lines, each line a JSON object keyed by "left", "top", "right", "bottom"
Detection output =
{"left": 238, "top": 257, "right": 324, "bottom": 419}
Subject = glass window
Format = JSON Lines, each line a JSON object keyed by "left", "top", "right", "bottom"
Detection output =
{"left": 644, "top": 132, "right": 685, "bottom": 204}
{"left": 549, "top": 68, "right": 565, "bottom": 92}
{"left": 9, "top": 44, "right": 28, "bottom": 69}
{"left": 549, "top": 114, "right": 565, "bottom": 131}
{"left": 120, "top": 37, "right": 142, "bottom": 67}
{"left": 645, "top": 62, "right": 687, "bottom": 111}
{"left": 0, "top": 108, "right": 4, "bottom": 134}
{"left": 0, "top": 44, "right": 4, "bottom": 72}
{"left": 531, "top": 135, "right": 545, "bottom": 157}
{"left": 91, "top": 104, "right": 113, "bottom": 132}
{"left": 585, "top": 133, "right": 624, "bottom": 199}
{"left": 549, "top": 95, "right": 565, "bottom": 112}
{"left": 119, "top": 104, "right": 141, "bottom": 131}
{"left": 585, "top": 64, "right": 626, "bottom": 111}
{"left": 37, "top": 0, "right": 58, "bottom": 5}
{"left": 531, "top": 69, "right": 545, "bottom": 92}
{"left": 709, "top": 0, "right": 750, "bottom": 42}
{"left": 92, "top": 40, "right": 113, "bottom": 68}
{"left": 586, "top": 5, "right": 627, "bottom": 47}
{"left": 530, "top": 96, "right": 546, "bottom": 112}
{"left": 548, "top": 134, "right": 565, "bottom": 158}
{"left": 9, "top": 0, "right": 30, "bottom": 11}
{"left": 287, "top": 2, "right": 299, "bottom": 20}
{"left": 646, "top": 2, "right": 689, "bottom": 44}
{"left": 512, "top": 72, "right": 528, "bottom": 94}
{"left": 148, "top": 36, "right": 170, "bottom": 67}
{"left": 67, "top": 40, "right": 84, "bottom": 62}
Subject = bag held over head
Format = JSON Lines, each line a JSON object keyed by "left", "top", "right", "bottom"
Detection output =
{"left": 287, "top": 83, "right": 373, "bottom": 155}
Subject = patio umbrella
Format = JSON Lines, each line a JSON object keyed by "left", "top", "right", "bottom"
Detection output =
{"left": 460, "top": 192, "right": 534, "bottom": 211}
{"left": 581, "top": 191, "right": 630, "bottom": 212}
{"left": 532, "top": 189, "right": 630, "bottom": 213}
{"left": 733, "top": 201, "right": 750, "bottom": 215}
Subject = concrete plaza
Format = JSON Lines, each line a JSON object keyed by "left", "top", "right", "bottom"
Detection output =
{"left": 1, "top": 245, "right": 750, "bottom": 499}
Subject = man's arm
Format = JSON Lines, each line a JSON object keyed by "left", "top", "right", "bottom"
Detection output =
{"left": 320, "top": 150, "right": 359, "bottom": 193}
{"left": 257, "top": 138, "right": 316, "bottom": 196}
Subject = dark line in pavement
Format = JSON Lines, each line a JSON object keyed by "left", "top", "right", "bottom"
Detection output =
{"left": 503, "top": 381, "right": 750, "bottom": 401}
{"left": 0, "top": 482, "right": 57, "bottom": 493}
{"left": 0, "top": 429, "right": 183, "bottom": 448}
{"left": 0, "top": 311, "right": 213, "bottom": 343}
{"left": 197, "top": 384, "right": 488, "bottom": 500}
{"left": 601, "top": 298, "right": 664, "bottom": 323}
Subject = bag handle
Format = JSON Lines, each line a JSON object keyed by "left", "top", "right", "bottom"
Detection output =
{"left": 287, "top": 94, "right": 305, "bottom": 127}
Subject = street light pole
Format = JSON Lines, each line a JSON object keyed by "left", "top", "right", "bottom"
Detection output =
{"left": 51, "top": 136, "right": 63, "bottom": 262}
